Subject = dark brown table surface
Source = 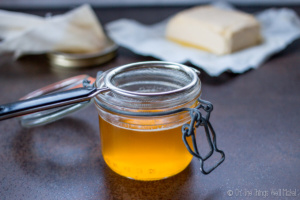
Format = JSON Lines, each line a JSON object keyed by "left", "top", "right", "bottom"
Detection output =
{"left": 0, "top": 5, "right": 299, "bottom": 200}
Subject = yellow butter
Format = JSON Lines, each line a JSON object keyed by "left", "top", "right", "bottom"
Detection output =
{"left": 165, "top": 6, "right": 262, "bottom": 55}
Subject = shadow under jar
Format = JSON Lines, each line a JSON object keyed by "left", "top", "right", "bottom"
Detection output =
{"left": 94, "top": 62, "right": 201, "bottom": 181}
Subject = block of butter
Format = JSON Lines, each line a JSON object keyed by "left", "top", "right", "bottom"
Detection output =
{"left": 165, "top": 6, "right": 261, "bottom": 55}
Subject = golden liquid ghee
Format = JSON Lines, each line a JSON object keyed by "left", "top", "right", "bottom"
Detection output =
{"left": 99, "top": 116, "right": 193, "bottom": 181}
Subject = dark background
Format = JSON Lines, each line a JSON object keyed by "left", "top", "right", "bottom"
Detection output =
{"left": 0, "top": 2, "right": 299, "bottom": 200}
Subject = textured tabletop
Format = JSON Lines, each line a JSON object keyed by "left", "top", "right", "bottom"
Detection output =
{"left": 0, "top": 5, "right": 299, "bottom": 200}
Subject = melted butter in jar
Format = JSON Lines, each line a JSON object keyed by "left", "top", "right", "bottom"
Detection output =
{"left": 99, "top": 115, "right": 193, "bottom": 181}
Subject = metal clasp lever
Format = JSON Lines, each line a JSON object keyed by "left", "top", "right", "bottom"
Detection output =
{"left": 182, "top": 98, "right": 225, "bottom": 175}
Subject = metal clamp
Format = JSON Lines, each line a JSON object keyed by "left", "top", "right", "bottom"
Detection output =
{"left": 182, "top": 99, "right": 225, "bottom": 175}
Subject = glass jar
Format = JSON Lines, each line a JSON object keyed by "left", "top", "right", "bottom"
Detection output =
{"left": 0, "top": 61, "right": 224, "bottom": 180}
{"left": 94, "top": 62, "right": 201, "bottom": 180}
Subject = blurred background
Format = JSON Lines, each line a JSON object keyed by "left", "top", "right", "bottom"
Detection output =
{"left": 0, "top": 1, "right": 300, "bottom": 200}
{"left": 1, "top": 0, "right": 300, "bottom": 9}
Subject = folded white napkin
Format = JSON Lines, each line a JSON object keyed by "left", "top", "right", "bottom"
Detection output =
{"left": 0, "top": 4, "right": 108, "bottom": 58}
{"left": 106, "top": 4, "right": 300, "bottom": 76}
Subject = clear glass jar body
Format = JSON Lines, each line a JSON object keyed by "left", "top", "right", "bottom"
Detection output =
{"left": 94, "top": 62, "right": 201, "bottom": 181}
{"left": 96, "top": 103, "right": 198, "bottom": 180}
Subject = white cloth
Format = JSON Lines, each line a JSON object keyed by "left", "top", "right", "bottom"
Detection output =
{"left": 0, "top": 4, "right": 108, "bottom": 58}
{"left": 106, "top": 5, "right": 300, "bottom": 76}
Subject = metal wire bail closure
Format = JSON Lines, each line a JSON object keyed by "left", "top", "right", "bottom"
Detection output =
{"left": 182, "top": 98, "right": 225, "bottom": 175}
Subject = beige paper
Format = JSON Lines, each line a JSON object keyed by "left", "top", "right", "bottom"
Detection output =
{"left": 106, "top": 6, "right": 300, "bottom": 76}
{"left": 0, "top": 4, "right": 108, "bottom": 58}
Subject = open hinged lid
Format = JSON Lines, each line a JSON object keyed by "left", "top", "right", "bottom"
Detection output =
{"left": 19, "top": 75, "right": 95, "bottom": 127}
{"left": 16, "top": 61, "right": 201, "bottom": 127}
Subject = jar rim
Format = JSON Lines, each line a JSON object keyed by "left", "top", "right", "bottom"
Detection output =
{"left": 95, "top": 61, "right": 202, "bottom": 112}
{"left": 104, "top": 61, "right": 199, "bottom": 97}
